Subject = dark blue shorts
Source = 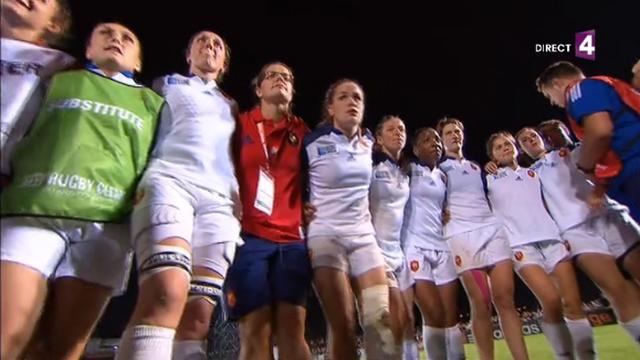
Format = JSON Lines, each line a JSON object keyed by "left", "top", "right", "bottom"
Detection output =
{"left": 609, "top": 167, "right": 640, "bottom": 222}
{"left": 223, "top": 233, "right": 312, "bottom": 320}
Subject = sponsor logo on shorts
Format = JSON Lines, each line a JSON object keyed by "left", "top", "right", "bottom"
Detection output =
{"left": 454, "top": 255, "right": 462, "bottom": 267}
{"left": 410, "top": 260, "right": 419, "bottom": 272}
{"left": 226, "top": 291, "right": 237, "bottom": 308}
{"left": 514, "top": 251, "right": 524, "bottom": 261}
{"left": 527, "top": 169, "right": 536, "bottom": 178}
{"left": 288, "top": 131, "right": 299, "bottom": 145}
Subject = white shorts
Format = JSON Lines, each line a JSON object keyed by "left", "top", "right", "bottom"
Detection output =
{"left": 131, "top": 174, "right": 241, "bottom": 276}
{"left": 386, "top": 260, "right": 415, "bottom": 291}
{"left": 405, "top": 246, "right": 458, "bottom": 286}
{"left": 307, "top": 234, "right": 386, "bottom": 277}
{"left": 598, "top": 210, "right": 640, "bottom": 259}
{"left": 511, "top": 240, "right": 570, "bottom": 274}
{"left": 0, "top": 216, "right": 132, "bottom": 295}
{"left": 447, "top": 224, "right": 511, "bottom": 274}
{"left": 562, "top": 219, "right": 612, "bottom": 257}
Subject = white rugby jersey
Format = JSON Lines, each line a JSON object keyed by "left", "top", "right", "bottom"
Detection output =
{"left": 401, "top": 161, "right": 448, "bottom": 251}
{"left": 530, "top": 147, "right": 602, "bottom": 232}
{"left": 145, "top": 74, "right": 238, "bottom": 199}
{"left": 304, "top": 125, "right": 375, "bottom": 238}
{"left": 440, "top": 157, "right": 499, "bottom": 239}
{"left": 440, "top": 158, "right": 498, "bottom": 239}
{"left": 369, "top": 152, "right": 410, "bottom": 270}
{"left": 486, "top": 166, "right": 561, "bottom": 246}
{"left": 1, "top": 38, "right": 74, "bottom": 175}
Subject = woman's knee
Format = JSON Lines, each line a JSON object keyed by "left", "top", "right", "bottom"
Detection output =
{"left": 137, "top": 272, "right": 190, "bottom": 316}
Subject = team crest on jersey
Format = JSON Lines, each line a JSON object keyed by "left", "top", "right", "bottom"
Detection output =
{"left": 226, "top": 291, "right": 237, "bottom": 308}
{"left": 527, "top": 170, "right": 536, "bottom": 178}
{"left": 409, "top": 261, "right": 419, "bottom": 272}
{"left": 317, "top": 144, "right": 337, "bottom": 156}
{"left": 514, "top": 251, "right": 524, "bottom": 261}
{"left": 288, "top": 131, "right": 299, "bottom": 145}
{"left": 558, "top": 148, "right": 569, "bottom": 158}
{"left": 454, "top": 255, "right": 462, "bottom": 267}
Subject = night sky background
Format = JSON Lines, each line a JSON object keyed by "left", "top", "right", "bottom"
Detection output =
{"left": 63, "top": 0, "right": 640, "bottom": 336}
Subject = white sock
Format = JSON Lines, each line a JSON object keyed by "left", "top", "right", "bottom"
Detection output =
{"left": 621, "top": 315, "right": 640, "bottom": 344}
{"left": 172, "top": 340, "right": 206, "bottom": 360}
{"left": 565, "top": 317, "right": 596, "bottom": 360}
{"left": 422, "top": 325, "right": 446, "bottom": 360}
{"left": 445, "top": 325, "right": 466, "bottom": 360}
{"left": 402, "top": 339, "right": 419, "bottom": 360}
{"left": 116, "top": 325, "right": 175, "bottom": 360}
{"left": 541, "top": 321, "right": 574, "bottom": 360}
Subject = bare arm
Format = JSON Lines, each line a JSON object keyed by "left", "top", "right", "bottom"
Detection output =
{"left": 576, "top": 111, "right": 614, "bottom": 171}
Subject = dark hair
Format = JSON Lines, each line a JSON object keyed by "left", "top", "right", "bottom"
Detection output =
{"left": 536, "top": 119, "right": 569, "bottom": 133}
{"left": 412, "top": 127, "right": 442, "bottom": 165}
{"left": 514, "top": 127, "right": 538, "bottom": 148}
{"left": 374, "top": 115, "right": 401, "bottom": 141}
{"left": 413, "top": 127, "right": 439, "bottom": 148}
{"left": 39, "top": 0, "right": 72, "bottom": 48}
{"left": 185, "top": 30, "right": 231, "bottom": 82}
{"left": 535, "top": 61, "right": 583, "bottom": 91}
{"left": 435, "top": 116, "right": 464, "bottom": 136}
{"left": 486, "top": 131, "right": 516, "bottom": 159}
{"left": 250, "top": 61, "right": 295, "bottom": 111}
{"left": 374, "top": 115, "right": 411, "bottom": 173}
{"left": 319, "top": 78, "right": 364, "bottom": 126}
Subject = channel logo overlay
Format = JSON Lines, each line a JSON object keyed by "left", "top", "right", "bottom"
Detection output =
{"left": 535, "top": 30, "right": 596, "bottom": 61}
{"left": 575, "top": 30, "right": 596, "bottom": 60}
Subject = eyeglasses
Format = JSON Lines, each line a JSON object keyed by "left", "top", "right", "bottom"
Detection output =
{"left": 264, "top": 70, "right": 294, "bottom": 82}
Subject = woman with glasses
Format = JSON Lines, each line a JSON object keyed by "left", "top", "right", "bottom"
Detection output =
{"left": 224, "top": 62, "right": 312, "bottom": 360}
{"left": 117, "top": 30, "right": 241, "bottom": 360}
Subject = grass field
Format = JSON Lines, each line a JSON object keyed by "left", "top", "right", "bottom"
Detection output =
{"left": 420, "top": 325, "right": 639, "bottom": 359}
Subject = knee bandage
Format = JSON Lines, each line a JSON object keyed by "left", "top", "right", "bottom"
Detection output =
{"left": 361, "top": 284, "right": 396, "bottom": 355}
{"left": 138, "top": 245, "right": 192, "bottom": 283}
{"left": 188, "top": 275, "right": 224, "bottom": 306}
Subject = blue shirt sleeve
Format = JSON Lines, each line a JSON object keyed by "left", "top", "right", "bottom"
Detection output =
{"left": 567, "top": 79, "right": 619, "bottom": 125}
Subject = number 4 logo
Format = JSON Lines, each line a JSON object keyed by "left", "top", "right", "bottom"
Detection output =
{"left": 575, "top": 30, "right": 596, "bottom": 60}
